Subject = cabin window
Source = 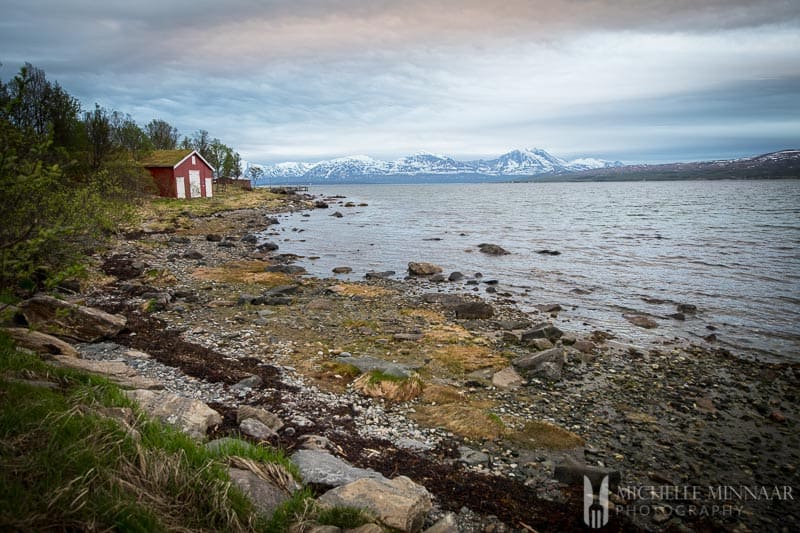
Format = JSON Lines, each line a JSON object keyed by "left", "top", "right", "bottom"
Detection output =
{"left": 191, "top": 155, "right": 196, "bottom": 165}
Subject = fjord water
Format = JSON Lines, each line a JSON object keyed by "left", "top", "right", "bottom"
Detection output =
{"left": 271, "top": 180, "right": 800, "bottom": 362}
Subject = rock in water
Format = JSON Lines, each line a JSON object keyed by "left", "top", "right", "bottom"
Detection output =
{"left": 448, "top": 271, "right": 464, "bottom": 282}
{"left": 624, "top": 314, "right": 658, "bottom": 329}
{"left": 318, "top": 476, "right": 432, "bottom": 532}
{"left": 477, "top": 243, "right": 510, "bottom": 255}
{"left": 407, "top": 262, "right": 443, "bottom": 276}
{"left": 19, "top": 294, "right": 126, "bottom": 342}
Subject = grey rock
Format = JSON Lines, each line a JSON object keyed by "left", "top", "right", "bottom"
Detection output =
{"left": 263, "top": 284, "right": 300, "bottom": 297}
{"left": 237, "top": 405, "right": 284, "bottom": 431}
{"left": 233, "top": 374, "right": 263, "bottom": 389}
{"left": 265, "top": 264, "right": 306, "bottom": 275}
{"left": 19, "top": 295, "right": 127, "bottom": 343}
{"left": 365, "top": 271, "right": 395, "bottom": 280}
{"left": 492, "top": 367, "right": 524, "bottom": 389}
{"left": 421, "top": 293, "right": 466, "bottom": 306}
{"left": 477, "top": 243, "right": 510, "bottom": 255}
{"left": 183, "top": 250, "right": 204, "bottom": 260}
{"left": 237, "top": 294, "right": 259, "bottom": 306}
{"left": 257, "top": 241, "right": 279, "bottom": 252}
{"left": 291, "top": 449, "right": 386, "bottom": 487}
{"left": 318, "top": 476, "right": 431, "bottom": 532}
{"left": 623, "top": 314, "right": 658, "bottom": 329}
{"left": 51, "top": 355, "right": 163, "bottom": 390}
{"left": 452, "top": 302, "right": 494, "bottom": 320}
{"left": 573, "top": 340, "right": 595, "bottom": 354}
{"left": 408, "top": 262, "right": 443, "bottom": 276}
{"left": 423, "top": 513, "right": 458, "bottom": 533}
{"left": 334, "top": 356, "right": 413, "bottom": 378}
{"left": 494, "top": 319, "right": 532, "bottom": 330}
{"left": 228, "top": 467, "right": 292, "bottom": 516}
{"left": 520, "top": 323, "right": 563, "bottom": 343}
{"left": 458, "top": 446, "right": 490, "bottom": 466}
{"left": 241, "top": 233, "right": 259, "bottom": 243}
{"left": 529, "top": 338, "right": 554, "bottom": 351}
{"left": 512, "top": 347, "right": 565, "bottom": 380}
{"left": 298, "top": 434, "right": 334, "bottom": 451}
{"left": 3, "top": 327, "right": 79, "bottom": 357}
{"left": 125, "top": 389, "right": 222, "bottom": 440}
{"left": 448, "top": 271, "right": 464, "bottom": 282}
{"left": 239, "top": 418, "right": 278, "bottom": 441}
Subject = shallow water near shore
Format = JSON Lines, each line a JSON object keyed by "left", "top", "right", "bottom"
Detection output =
{"left": 267, "top": 180, "right": 800, "bottom": 362}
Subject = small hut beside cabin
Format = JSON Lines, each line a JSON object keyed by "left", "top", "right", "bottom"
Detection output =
{"left": 142, "top": 149, "right": 215, "bottom": 199}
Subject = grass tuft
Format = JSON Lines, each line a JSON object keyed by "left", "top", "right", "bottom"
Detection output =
{"left": 0, "top": 331, "right": 303, "bottom": 531}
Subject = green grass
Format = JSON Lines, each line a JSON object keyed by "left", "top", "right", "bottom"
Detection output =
{"left": 0, "top": 332, "right": 303, "bottom": 531}
{"left": 366, "top": 369, "right": 410, "bottom": 385}
{"left": 316, "top": 505, "right": 373, "bottom": 528}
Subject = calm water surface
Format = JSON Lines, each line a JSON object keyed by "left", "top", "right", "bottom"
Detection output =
{"left": 264, "top": 180, "right": 800, "bottom": 362}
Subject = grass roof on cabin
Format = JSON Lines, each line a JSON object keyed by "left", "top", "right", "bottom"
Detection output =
{"left": 140, "top": 149, "right": 193, "bottom": 167}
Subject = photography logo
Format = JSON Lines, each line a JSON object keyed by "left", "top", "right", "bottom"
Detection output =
{"left": 584, "top": 475, "right": 610, "bottom": 529}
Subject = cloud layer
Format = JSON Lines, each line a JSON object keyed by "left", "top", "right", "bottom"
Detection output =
{"left": 2, "top": 1, "right": 799, "bottom": 163}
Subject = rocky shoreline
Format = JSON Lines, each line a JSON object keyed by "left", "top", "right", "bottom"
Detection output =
{"left": 11, "top": 191, "right": 798, "bottom": 532}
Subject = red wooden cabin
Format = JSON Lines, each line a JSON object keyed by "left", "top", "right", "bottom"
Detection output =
{"left": 142, "top": 149, "right": 215, "bottom": 199}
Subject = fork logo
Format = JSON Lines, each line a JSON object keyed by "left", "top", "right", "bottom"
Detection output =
{"left": 584, "top": 475, "right": 610, "bottom": 529}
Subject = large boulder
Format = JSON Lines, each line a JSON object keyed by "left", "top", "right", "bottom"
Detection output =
{"left": 318, "top": 476, "right": 432, "bottom": 533}
{"left": 624, "top": 314, "right": 658, "bottom": 329}
{"left": 452, "top": 301, "right": 494, "bottom": 320}
{"left": 291, "top": 449, "right": 386, "bottom": 488}
{"left": 228, "top": 467, "right": 293, "bottom": 516}
{"left": 492, "top": 366, "right": 524, "bottom": 389}
{"left": 477, "top": 243, "right": 510, "bottom": 255}
{"left": 237, "top": 405, "right": 284, "bottom": 432}
{"left": 520, "top": 322, "right": 563, "bottom": 343}
{"left": 407, "top": 262, "right": 443, "bottom": 276}
{"left": 3, "top": 327, "right": 79, "bottom": 357}
{"left": 512, "top": 347, "right": 565, "bottom": 380}
{"left": 125, "top": 389, "right": 222, "bottom": 440}
{"left": 19, "top": 295, "right": 126, "bottom": 342}
{"left": 51, "top": 356, "right": 163, "bottom": 390}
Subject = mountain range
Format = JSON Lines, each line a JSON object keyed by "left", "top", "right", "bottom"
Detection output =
{"left": 247, "top": 148, "right": 624, "bottom": 184}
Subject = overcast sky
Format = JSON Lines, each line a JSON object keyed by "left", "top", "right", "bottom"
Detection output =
{"left": 2, "top": 0, "right": 799, "bottom": 164}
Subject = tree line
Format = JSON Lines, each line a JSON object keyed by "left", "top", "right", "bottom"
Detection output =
{"left": 0, "top": 62, "right": 241, "bottom": 294}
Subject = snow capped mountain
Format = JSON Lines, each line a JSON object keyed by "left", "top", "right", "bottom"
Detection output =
{"left": 252, "top": 148, "right": 623, "bottom": 184}
{"left": 303, "top": 155, "right": 391, "bottom": 180}
{"left": 391, "top": 152, "right": 473, "bottom": 174}
{"left": 565, "top": 157, "right": 625, "bottom": 171}
{"left": 475, "top": 148, "right": 569, "bottom": 175}
{"left": 260, "top": 161, "right": 314, "bottom": 178}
